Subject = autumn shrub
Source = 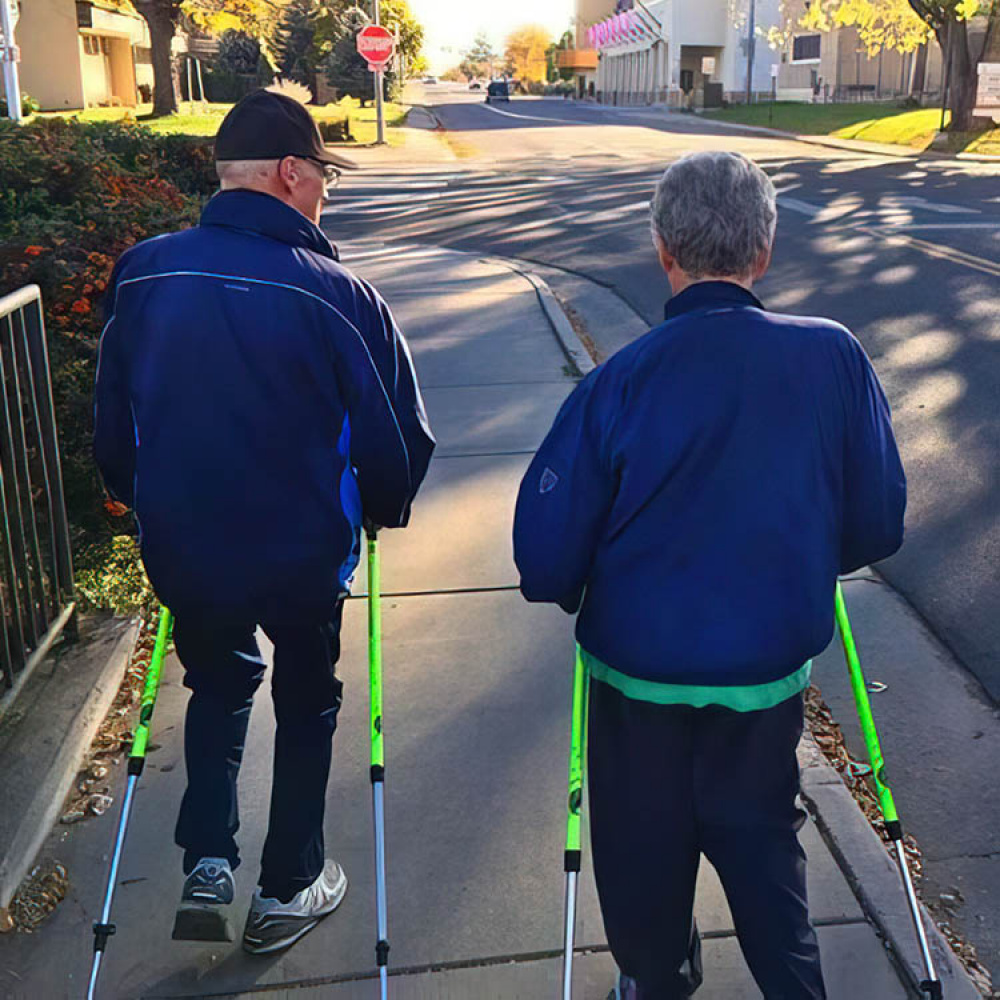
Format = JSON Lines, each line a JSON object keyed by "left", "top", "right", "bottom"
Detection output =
{"left": 0, "top": 118, "right": 217, "bottom": 611}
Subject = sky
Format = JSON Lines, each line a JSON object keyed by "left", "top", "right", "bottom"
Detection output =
{"left": 409, "top": 0, "right": 576, "bottom": 73}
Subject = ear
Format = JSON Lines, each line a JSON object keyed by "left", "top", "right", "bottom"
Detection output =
{"left": 277, "top": 156, "right": 304, "bottom": 193}
{"left": 653, "top": 233, "right": 676, "bottom": 276}
{"left": 751, "top": 244, "right": 773, "bottom": 282}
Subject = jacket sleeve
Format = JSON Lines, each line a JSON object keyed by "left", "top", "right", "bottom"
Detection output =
{"left": 342, "top": 284, "right": 435, "bottom": 529}
{"left": 840, "top": 337, "right": 906, "bottom": 574}
{"left": 513, "top": 369, "right": 619, "bottom": 613}
{"left": 93, "top": 263, "right": 136, "bottom": 506}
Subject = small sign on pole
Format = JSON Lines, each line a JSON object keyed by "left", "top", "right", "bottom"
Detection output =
{"left": 701, "top": 56, "right": 715, "bottom": 77}
{"left": 357, "top": 21, "right": 394, "bottom": 146}
{"left": 975, "top": 62, "right": 1000, "bottom": 122}
{"left": 357, "top": 25, "right": 395, "bottom": 72}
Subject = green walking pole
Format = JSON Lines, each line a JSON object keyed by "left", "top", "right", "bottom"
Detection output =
{"left": 561, "top": 645, "right": 590, "bottom": 1000}
{"left": 368, "top": 530, "right": 390, "bottom": 999}
{"left": 87, "top": 606, "right": 173, "bottom": 1000}
{"left": 835, "top": 582, "right": 942, "bottom": 999}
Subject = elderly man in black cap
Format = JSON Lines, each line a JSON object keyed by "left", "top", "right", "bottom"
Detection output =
{"left": 94, "top": 90, "right": 435, "bottom": 953}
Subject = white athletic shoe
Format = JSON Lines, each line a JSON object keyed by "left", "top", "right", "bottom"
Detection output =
{"left": 242, "top": 859, "right": 348, "bottom": 955}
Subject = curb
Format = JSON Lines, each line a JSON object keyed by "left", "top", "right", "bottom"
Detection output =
{"left": 478, "top": 256, "right": 597, "bottom": 377}
{"left": 0, "top": 617, "right": 139, "bottom": 917}
{"left": 799, "top": 735, "right": 982, "bottom": 999}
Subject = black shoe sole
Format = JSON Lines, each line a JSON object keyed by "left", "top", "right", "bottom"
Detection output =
{"left": 172, "top": 903, "right": 234, "bottom": 942}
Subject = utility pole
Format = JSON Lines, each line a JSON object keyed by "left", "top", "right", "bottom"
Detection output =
{"left": 373, "top": 0, "right": 385, "bottom": 145}
{"left": 744, "top": 0, "right": 756, "bottom": 105}
{"left": 0, "top": 0, "right": 23, "bottom": 123}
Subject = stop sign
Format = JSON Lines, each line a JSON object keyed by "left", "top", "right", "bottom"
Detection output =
{"left": 357, "top": 25, "right": 395, "bottom": 70}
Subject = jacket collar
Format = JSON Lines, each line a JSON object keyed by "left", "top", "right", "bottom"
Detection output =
{"left": 200, "top": 189, "right": 339, "bottom": 261}
{"left": 664, "top": 280, "right": 763, "bottom": 321}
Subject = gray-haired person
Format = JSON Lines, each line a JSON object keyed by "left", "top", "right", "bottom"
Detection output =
{"left": 514, "top": 151, "right": 905, "bottom": 999}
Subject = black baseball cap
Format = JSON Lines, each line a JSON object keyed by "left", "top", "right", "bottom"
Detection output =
{"left": 214, "top": 89, "right": 357, "bottom": 169}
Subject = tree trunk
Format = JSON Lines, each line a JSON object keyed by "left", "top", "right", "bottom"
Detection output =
{"left": 135, "top": 1, "right": 180, "bottom": 117}
{"left": 945, "top": 20, "right": 980, "bottom": 132}
{"left": 910, "top": 42, "right": 927, "bottom": 96}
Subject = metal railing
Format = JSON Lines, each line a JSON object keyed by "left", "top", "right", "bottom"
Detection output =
{"left": 0, "top": 284, "right": 76, "bottom": 702}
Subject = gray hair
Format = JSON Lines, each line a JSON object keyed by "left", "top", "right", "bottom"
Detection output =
{"left": 650, "top": 152, "right": 777, "bottom": 279}
{"left": 216, "top": 158, "right": 280, "bottom": 189}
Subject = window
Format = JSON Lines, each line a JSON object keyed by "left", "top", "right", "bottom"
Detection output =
{"left": 792, "top": 34, "right": 821, "bottom": 62}
{"left": 134, "top": 46, "right": 152, "bottom": 64}
{"left": 100, "top": 36, "right": 111, "bottom": 55}
{"left": 82, "top": 35, "right": 99, "bottom": 55}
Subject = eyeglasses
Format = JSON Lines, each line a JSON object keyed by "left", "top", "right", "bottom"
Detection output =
{"left": 292, "top": 156, "right": 342, "bottom": 190}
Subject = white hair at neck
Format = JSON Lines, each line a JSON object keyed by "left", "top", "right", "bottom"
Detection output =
{"left": 216, "top": 159, "right": 281, "bottom": 190}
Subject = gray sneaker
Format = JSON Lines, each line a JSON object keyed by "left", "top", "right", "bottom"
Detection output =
{"left": 172, "top": 857, "right": 235, "bottom": 941}
{"left": 242, "top": 859, "right": 348, "bottom": 955}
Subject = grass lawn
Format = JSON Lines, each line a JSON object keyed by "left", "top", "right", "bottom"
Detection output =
{"left": 32, "top": 97, "right": 408, "bottom": 145}
{"left": 701, "top": 101, "right": 999, "bottom": 155}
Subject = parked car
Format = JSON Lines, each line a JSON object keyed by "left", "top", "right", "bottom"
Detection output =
{"left": 485, "top": 80, "right": 510, "bottom": 104}
{"left": 423, "top": 76, "right": 438, "bottom": 84}
{"left": 469, "top": 80, "right": 482, "bottom": 90}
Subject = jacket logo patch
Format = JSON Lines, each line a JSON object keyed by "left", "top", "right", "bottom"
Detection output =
{"left": 539, "top": 467, "right": 559, "bottom": 494}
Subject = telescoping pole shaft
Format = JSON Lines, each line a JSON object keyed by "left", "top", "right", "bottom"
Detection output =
{"left": 562, "top": 646, "right": 590, "bottom": 1000}
{"left": 88, "top": 607, "right": 173, "bottom": 1000}
{"left": 834, "top": 583, "right": 941, "bottom": 999}
{"left": 368, "top": 531, "right": 389, "bottom": 999}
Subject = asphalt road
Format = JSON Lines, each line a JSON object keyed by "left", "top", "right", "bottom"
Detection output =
{"left": 330, "top": 86, "right": 1000, "bottom": 711}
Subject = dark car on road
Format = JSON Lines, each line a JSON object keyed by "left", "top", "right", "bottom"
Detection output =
{"left": 486, "top": 80, "right": 510, "bottom": 104}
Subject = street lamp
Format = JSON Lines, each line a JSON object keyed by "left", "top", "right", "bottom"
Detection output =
{"left": 745, "top": 0, "right": 756, "bottom": 105}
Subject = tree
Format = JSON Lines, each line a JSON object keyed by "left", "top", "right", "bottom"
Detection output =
{"left": 546, "top": 28, "right": 575, "bottom": 82}
{"left": 792, "top": 0, "right": 999, "bottom": 131}
{"left": 460, "top": 32, "right": 497, "bottom": 80}
{"left": 135, "top": 0, "right": 292, "bottom": 117}
{"left": 271, "top": 0, "right": 319, "bottom": 88}
{"left": 134, "top": 0, "right": 184, "bottom": 116}
{"left": 320, "top": 5, "right": 373, "bottom": 101}
{"left": 504, "top": 24, "right": 552, "bottom": 83}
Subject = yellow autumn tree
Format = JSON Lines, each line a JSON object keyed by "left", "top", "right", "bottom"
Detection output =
{"left": 787, "top": 0, "right": 997, "bottom": 130}
{"left": 504, "top": 25, "right": 552, "bottom": 84}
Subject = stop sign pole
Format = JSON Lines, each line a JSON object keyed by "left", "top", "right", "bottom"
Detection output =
{"left": 373, "top": 0, "right": 384, "bottom": 146}
{"left": 357, "top": 4, "right": 395, "bottom": 145}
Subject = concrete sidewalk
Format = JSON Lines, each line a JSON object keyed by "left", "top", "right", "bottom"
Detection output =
{"left": 0, "top": 245, "right": 934, "bottom": 999}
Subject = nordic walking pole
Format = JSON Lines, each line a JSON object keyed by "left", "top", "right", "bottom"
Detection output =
{"left": 87, "top": 606, "right": 173, "bottom": 1000}
{"left": 834, "top": 582, "right": 942, "bottom": 999}
{"left": 562, "top": 645, "right": 590, "bottom": 1000}
{"left": 368, "top": 528, "right": 390, "bottom": 999}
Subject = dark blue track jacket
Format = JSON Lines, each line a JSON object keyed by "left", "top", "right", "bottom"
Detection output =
{"left": 94, "top": 190, "right": 434, "bottom": 617}
{"left": 514, "top": 281, "right": 905, "bottom": 687}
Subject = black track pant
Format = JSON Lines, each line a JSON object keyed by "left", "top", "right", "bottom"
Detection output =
{"left": 173, "top": 600, "right": 345, "bottom": 902}
{"left": 588, "top": 681, "right": 827, "bottom": 1000}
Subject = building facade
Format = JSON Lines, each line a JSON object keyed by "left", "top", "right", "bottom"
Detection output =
{"left": 18, "top": 0, "right": 187, "bottom": 111}
{"left": 581, "top": 0, "right": 783, "bottom": 107}
{"left": 776, "top": 1, "right": 945, "bottom": 101}
{"left": 572, "top": 0, "right": 946, "bottom": 107}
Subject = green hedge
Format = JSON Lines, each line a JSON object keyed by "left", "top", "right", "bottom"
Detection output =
{"left": 0, "top": 118, "right": 217, "bottom": 612}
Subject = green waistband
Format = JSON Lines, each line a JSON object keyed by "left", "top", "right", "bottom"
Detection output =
{"left": 580, "top": 650, "right": 812, "bottom": 712}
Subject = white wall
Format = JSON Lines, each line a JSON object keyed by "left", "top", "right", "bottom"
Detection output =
{"left": 17, "top": 0, "right": 84, "bottom": 110}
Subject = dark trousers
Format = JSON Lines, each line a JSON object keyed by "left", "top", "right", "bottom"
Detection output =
{"left": 173, "top": 601, "right": 345, "bottom": 902}
{"left": 588, "top": 682, "right": 826, "bottom": 1000}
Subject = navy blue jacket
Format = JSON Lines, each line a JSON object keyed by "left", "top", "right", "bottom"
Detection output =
{"left": 94, "top": 190, "right": 434, "bottom": 617}
{"left": 514, "top": 282, "right": 905, "bottom": 686}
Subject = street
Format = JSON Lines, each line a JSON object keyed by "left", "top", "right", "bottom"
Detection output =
{"left": 329, "top": 83, "right": 1000, "bottom": 981}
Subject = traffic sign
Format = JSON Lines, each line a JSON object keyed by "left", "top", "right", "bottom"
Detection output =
{"left": 357, "top": 25, "right": 394, "bottom": 71}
